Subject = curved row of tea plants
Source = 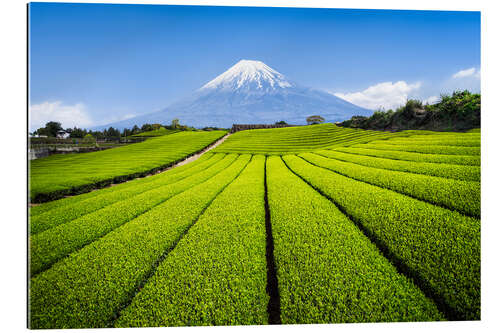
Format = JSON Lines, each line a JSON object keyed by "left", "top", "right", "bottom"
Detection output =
{"left": 30, "top": 154, "right": 238, "bottom": 276}
{"left": 315, "top": 149, "right": 480, "bottom": 181}
{"left": 29, "top": 153, "right": 224, "bottom": 235}
{"left": 282, "top": 155, "right": 480, "bottom": 320}
{"left": 116, "top": 155, "right": 268, "bottom": 327}
{"left": 30, "top": 130, "right": 227, "bottom": 202}
{"left": 266, "top": 156, "right": 443, "bottom": 323}
{"left": 299, "top": 152, "right": 480, "bottom": 217}
{"left": 352, "top": 142, "right": 480, "bottom": 156}
{"left": 213, "top": 124, "right": 412, "bottom": 154}
{"left": 334, "top": 147, "right": 480, "bottom": 166}
{"left": 29, "top": 154, "right": 250, "bottom": 329}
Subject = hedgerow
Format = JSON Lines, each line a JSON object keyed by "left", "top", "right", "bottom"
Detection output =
{"left": 116, "top": 155, "right": 268, "bottom": 327}
{"left": 30, "top": 153, "right": 224, "bottom": 235}
{"left": 300, "top": 152, "right": 480, "bottom": 217}
{"left": 353, "top": 143, "right": 480, "bottom": 156}
{"left": 372, "top": 137, "right": 480, "bottom": 147}
{"left": 283, "top": 155, "right": 480, "bottom": 320}
{"left": 30, "top": 154, "right": 237, "bottom": 276}
{"left": 29, "top": 153, "right": 217, "bottom": 217}
{"left": 266, "top": 156, "right": 443, "bottom": 323}
{"left": 315, "top": 150, "right": 480, "bottom": 181}
{"left": 29, "top": 154, "right": 251, "bottom": 329}
{"left": 334, "top": 147, "right": 480, "bottom": 166}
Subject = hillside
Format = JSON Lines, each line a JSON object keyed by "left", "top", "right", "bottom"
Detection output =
{"left": 338, "top": 90, "right": 480, "bottom": 132}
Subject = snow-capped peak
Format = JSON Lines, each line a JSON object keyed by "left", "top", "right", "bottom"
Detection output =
{"left": 200, "top": 59, "right": 293, "bottom": 92}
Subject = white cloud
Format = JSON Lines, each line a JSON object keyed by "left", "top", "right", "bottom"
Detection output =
{"left": 452, "top": 67, "right": 479, "bottom": 79}
{"left": 334, "top": 81, "right": 422, "bottom": 110}
{"left": 29, "top": 101, "right": 93, "bottom": 131}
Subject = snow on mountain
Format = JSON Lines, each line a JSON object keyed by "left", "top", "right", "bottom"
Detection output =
{"left": 94, "top": 59, "right": 372, "bottom": 130}
{"left": 200, "top": 60, "right": 293, "bottom": 92}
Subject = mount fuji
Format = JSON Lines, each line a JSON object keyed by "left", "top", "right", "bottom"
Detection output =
{"left": 96, "top": 60, "right": 372, "bottom": 130}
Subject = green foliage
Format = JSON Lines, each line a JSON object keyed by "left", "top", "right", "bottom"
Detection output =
{"left": 267, "top": 156, "right": 443, "bottom": 323}
{"left": 353, "top": 142, "right": 479, "bottom": 156}
{"left": 28, "top": 124, "right": 480, "bottom": 328}
{"left": 306, "top": 115, "right": 325, "bottom": 125}
{"left": 82, "top": 133, "right": 96, "bottom": 144}
{"left": 117, "top": 156, "right": 268, "bottom": 326}
{"left": 299, "top": 152, "right": 480, "bottom": 217}
{"left": 336, "top": 146, "right": 480, "bottom": 166}
{"left": 30, "top": 130, "right": 227, "bottom": 202}
{"left": 30, "top": 154, "right": 237, "bottom": 276}
{"left": 316, "top": 149, "right": 480, "bottom": 182}
{"left": 339, "top": 90, "right": 480, "bottom": 131}
{"left": 283, "top": 155, "right": 480, "bottom": 320}
{"left": 34, "top": 121, "right": 63, "bottom": 137}
{"left": 131, "top": 127, "right": 180, "bottom": 137}
{"left": 29, "top": 153, "right": 223, "bottom": 234}
{"left": 214, "top": 123, "right": 411, "bottom": 155}
{"left": 29, "top": 154, "right": 250, "bottom": 329}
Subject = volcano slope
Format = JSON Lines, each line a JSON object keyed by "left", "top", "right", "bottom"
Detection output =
{"left": 29, "top": 124, "right": 480, "bottom": 328}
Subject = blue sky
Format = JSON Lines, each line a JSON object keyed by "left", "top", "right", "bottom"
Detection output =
{"left": 28, "top": 2, "right": 480, "bottom": 130}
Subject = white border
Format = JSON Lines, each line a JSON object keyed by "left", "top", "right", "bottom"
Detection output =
{"left": 1, "top": 0, "right": 498, "bottom": 332}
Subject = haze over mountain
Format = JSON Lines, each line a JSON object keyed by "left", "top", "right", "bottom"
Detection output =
{"left": 95, "top": 60, "right": 372, "bottom": 130}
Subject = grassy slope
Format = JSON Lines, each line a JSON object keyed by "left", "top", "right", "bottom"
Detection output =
{"left": 30, "top": 130, "right": 227, "bottom": 202}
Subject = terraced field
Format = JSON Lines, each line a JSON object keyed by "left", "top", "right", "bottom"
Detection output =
{"left": 29, "top": 130, "right": 227, "bottom": 202}
{"left": 28, "top": 124, "right": 480, "bottom": 328}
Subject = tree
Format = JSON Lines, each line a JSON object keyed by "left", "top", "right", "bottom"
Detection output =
{"left": 82, "top": 133, "right": 96, "bottom": 144}
{"left": 275, "top": 120, "right": 288, "bottom": 125}
{"left": 45, "top": 121, "right": 63, "bottom": 137}
{"left": 68, "top": 126, "right": 87, "bottom": 138}
{"left": 141, "top": 124, "right": 154, "bottom": 132}
{"left": 306, "top": 115, "right": 325, "bottom": 125}
{"left": 171, "top": 118, "right": 180, "bottom": 129}
{"left": 131, "top": 125, "right": 140, "bottom": 135}
{"left": 34, "top": 121, "right": 63, "bottom": 137}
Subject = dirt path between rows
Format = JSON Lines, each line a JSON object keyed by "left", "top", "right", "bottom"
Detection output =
{"left": 172, "top": 132, "right": 230, "bottom": 168}
{"left": 29, "top": 133, "right": 231, "bottom": 207}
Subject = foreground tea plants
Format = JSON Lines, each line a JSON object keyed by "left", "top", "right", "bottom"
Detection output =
{"left": 28, "top": 124, "right": 481, "bottom": 328}
{"left": 30, "top": 154, "right": 237, "bottom": 276}
{"left": 30, "top": 130, "right": 226, "bottom": 202}
{"left": 117, "top": 155, "right": 268, "bottom": 327}
{"left": 30, "top": 153, "right": 224, "bottom": 235}
{"left": 266, "top": 156, "right": 443, "bottom": 323}
{"left": 283, "top": 155, "right": 480, "bottom": 320}
{"left": 29, "top": 154, "right": 250, "bottom": 329}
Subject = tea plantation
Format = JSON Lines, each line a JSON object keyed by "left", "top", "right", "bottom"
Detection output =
{"left": 28, "top": 124, "right": 480, "bottom": 328}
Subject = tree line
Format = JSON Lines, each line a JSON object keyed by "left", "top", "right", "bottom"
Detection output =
{"left": 31, "top": 119, "right": 193, "bottom": 140}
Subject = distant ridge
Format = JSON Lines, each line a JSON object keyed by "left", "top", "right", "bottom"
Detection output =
{"left": 94, "top": 60, "right": 372, "bottom": 130}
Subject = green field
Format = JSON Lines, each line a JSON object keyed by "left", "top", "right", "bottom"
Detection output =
{"left": 28, "top": 124, "right": 480, "bottom": 328}
{"left": 131, "top": 127, "right": 181, "bottom": 137}
{"left": 29, "top": 130, "right": 227, "bottom": 202}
